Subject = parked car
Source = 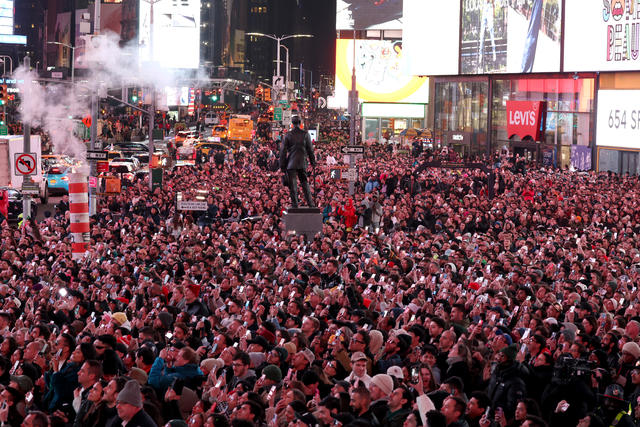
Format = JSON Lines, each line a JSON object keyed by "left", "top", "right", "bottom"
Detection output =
{"left": 0, "top": 187, "right": 38, "bottom": 222}
{"left": 110, "top": 157, "right": 141, "bottom": 171}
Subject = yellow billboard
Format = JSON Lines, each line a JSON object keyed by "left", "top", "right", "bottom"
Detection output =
{"left": 332, "top": 39, "right": 429, "bottom": 109}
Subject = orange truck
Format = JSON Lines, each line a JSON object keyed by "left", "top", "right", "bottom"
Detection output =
{"left": 227, "top": 115, "right": 253, "bottom": 146}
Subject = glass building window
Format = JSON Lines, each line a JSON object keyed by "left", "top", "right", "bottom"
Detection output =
{"left": 491, "top": 77, "right": 595, "bottom": 168}
{"left": 434, "top": 81, "right": 488, "bottom": 134}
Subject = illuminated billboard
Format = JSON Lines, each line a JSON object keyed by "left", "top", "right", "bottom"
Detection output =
{"left": 460, "top": 0, "right": 561, "bottom": 74}
{"left": 565, "top": 0, "right": 640, "bottom": 72}
{"left": 334, "top": 39, "right": 429, "bottom": 109}
{"left": 403, "top": 0, "right": 460, "bottom": 76}
{"left": 336, "top": 0, "right": 403, "bottom": 30}
{"left": 0, "top": 0, "right": 13, "bottom": 35}
{"left": 0, "top": 0, "right": 25, "bottom": 44}
{"left": 596, "top": 90, "right": 640, "bottom": 149}
{"left": 139, "top": 0, "right": 200, "bottom": 69}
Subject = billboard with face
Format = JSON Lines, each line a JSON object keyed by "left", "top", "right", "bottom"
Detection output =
{"left": 139, "top": 0, "right": 201, "bottom": 69}
{"left": 336, "top": 0, "right": 403, "bottom": 30}
{"left": 460, "top": 0, "right": 561, "bottom": 74}
{"left": 565, "top": 0, "right": 640, "bottom": 71}
{"left": 333, "top": 39, "right": 429, "bottom": 109}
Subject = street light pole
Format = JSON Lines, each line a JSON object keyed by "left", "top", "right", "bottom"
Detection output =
{"left": 142, "top": 0, "right": 164, "bottom": 192}
{"left": 280, "top": 45, "right": 289, "bottom": 101}
{"left": 246, "top": 33, "right": 313, "bottom": 102}
{"left": 46, "top": 42, "right": 75, "bottom": 84}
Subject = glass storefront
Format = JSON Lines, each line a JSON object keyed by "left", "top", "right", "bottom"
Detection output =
{"left": 492, "top": 77, "right": 595, "bottom": 169}
{"left": 361, "top": 103, "right": 426, "bottom": 143}
{"left": 598, "top": 149, "right": 640, "bottom": 175}
{"left": 434, "top": 79, "right": 489, "bottom": 157}
{"left": 363, "top": 117, "right": 425, "bottom": 143}
{"left": 433, "top": 75, "right": 596, "bottom": 167}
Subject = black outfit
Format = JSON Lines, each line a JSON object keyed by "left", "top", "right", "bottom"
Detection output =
{"left": 486, "top": 361, "right": 528, "bottom": 419}
{"left": 106, "top": 408, "right": 158, "bottom": 427}
{"left": 279, "top": 124, "right": 316, "bottom": 208}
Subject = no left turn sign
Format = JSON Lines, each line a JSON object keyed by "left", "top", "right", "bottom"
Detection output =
{"left": 15, "top": 153, "right": 37, "bottom": 176}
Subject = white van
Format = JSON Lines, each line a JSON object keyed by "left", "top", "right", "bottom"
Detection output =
{"left": 204, "top": 112, "right": 219, "bottom": 126}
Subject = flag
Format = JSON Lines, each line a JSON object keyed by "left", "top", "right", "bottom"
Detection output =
{"left": 0, "top": 189, "right": 8, "bottom": 220}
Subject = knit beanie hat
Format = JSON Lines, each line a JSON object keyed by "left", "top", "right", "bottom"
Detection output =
{"left": 158, "top": 312, "right": 174, "bottom": 329}
{"left": 263, "top": 364, "right": 283, "bottom": 382}
{"left": 117, "top": 379, "right": 143, "bottom": 407}
{"left": 370, "top": 374, "right": 394, "bottom": 397}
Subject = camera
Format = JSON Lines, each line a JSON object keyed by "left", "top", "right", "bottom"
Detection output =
{"left": 552, "top": 356, "right": 595, "bottom": 385}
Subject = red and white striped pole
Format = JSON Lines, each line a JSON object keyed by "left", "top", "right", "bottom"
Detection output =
{"left": 69, "top": 173, "right": 89, "bottom": 260}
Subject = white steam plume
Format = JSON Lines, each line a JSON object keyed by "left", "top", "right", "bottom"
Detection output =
{"left": 15, "top": 31, "right": 208, "bottom": 165}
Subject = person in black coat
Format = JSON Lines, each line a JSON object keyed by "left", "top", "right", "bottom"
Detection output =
{"left": 108, "top": 380, "right": 157, "bottom": 427}
{"left": 279, "top": 115, "right": 316, "bottom": 208}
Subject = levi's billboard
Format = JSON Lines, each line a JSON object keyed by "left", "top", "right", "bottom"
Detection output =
{"left": 506, "top": 101, "right": 546, "bottom": 141}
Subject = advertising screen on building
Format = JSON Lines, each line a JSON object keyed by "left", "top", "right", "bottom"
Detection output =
{"left": 460, "top": 0, "right": 561, "bottom": 74}
{"left": 402, "top": 0, "right": 459, "bottom": 76}
{"left": 0, "top": 0, "right": 13, "bottom": 35}
{"left": 565, "top": 0, "right": 640, "bottom": 71}
{"left": 596, "top": 90, "right": 640, "bottom": 149}
{"left": 336, "top": 0, "right": 403, "bottom": 30}
{"left": 0, "top": 0, "right": 25, "bottom": 44}
{"left": 139, "top": 0, "right": 200, "bottom": 69}
{"left": 334, "top": 39, "right": 429, "bottom": 109}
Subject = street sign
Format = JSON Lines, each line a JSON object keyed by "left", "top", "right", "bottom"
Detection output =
{"left": 283, "top": 109, "right": 292, "bottom": 126}
{"left": 86, "top": 150, "right": 108, "bottom": 161}
{"left": 177, "top": 200, "right": 208, "bottom": 211}
{"left": 14, "top": 153, "right": 37, "bottom": 176}
{"left": 0, "top": 125, "right": 7, "bottom": 136}
{"left": 88, "top": 176, "right": 98, "bottom": 188}
{"left": 21, "top": 182, "right": 40, "bottom": 195}
{"left": 341, "top": 145, "right": 365, "bottom": 154}
{"left": 318, "top": 97, "right": 327, "bottom": 109}
{"left": 96, "top": 161, "right": 109, "bottom": 173}
{"left": 272, "top": 75, "right": 284, "bottom": 89}
{"left": 344, "top": 168, "right": 358, "bottom": 182}
{"left": 274, "top": 107, "right": 283, "bottom": 122}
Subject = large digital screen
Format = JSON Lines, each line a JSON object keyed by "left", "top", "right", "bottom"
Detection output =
{"left": 0, "top": 0, "right": 25, "bottom": 44}
{"left": 334, "top": 39, "right": 429, "bottom": 109}
{"left": 565, "top": 0, "right": 640, "bottom": 71}
{"left": 336, "top": 0, "right": 403, "bottom": 30}
{"left": 0, "top": 0, "right": 13, "bottom": 35}
{"left": 460, "top": 0, "right": 561, "bottom": 74}
{"left": 596, "top": 90, "right": 640, "bottom": 149}
{"left": 139, "top": 0, "right": 200, "bottom": 69}
{"left": 402, "top": 0, "right": 459, "bottom": 76}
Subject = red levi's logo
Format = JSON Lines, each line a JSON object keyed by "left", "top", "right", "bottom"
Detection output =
{"left": 506, "top": 101, "right": 545, "bottom": 141}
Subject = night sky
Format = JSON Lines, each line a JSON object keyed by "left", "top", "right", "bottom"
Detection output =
{"left": 298, "top": 0, "right": 337, "bottom": 77}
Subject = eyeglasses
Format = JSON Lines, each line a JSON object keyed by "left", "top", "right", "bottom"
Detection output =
{"left": 351, "top": 338, "right": 365, "bottom": 344}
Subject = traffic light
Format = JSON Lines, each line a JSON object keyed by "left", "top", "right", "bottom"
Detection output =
{"left": 0, "top": 85, "right": 6, "bottom": 105}
{"left": 131, "top": 89, "right": 138, "bottom": 103}
{"left": 264, "top": 88, "right": 271, "bottom": 103}
{"left": 211, "top": 89, "right": 219, "bottom": 103}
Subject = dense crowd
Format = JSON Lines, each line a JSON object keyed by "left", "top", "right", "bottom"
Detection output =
{"left": 2, "top": 118, "right": 640, "bottom": 427}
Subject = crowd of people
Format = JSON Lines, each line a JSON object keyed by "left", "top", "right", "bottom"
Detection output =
{"left": 2, "top": 114, "right": 640, "bottom": 427}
